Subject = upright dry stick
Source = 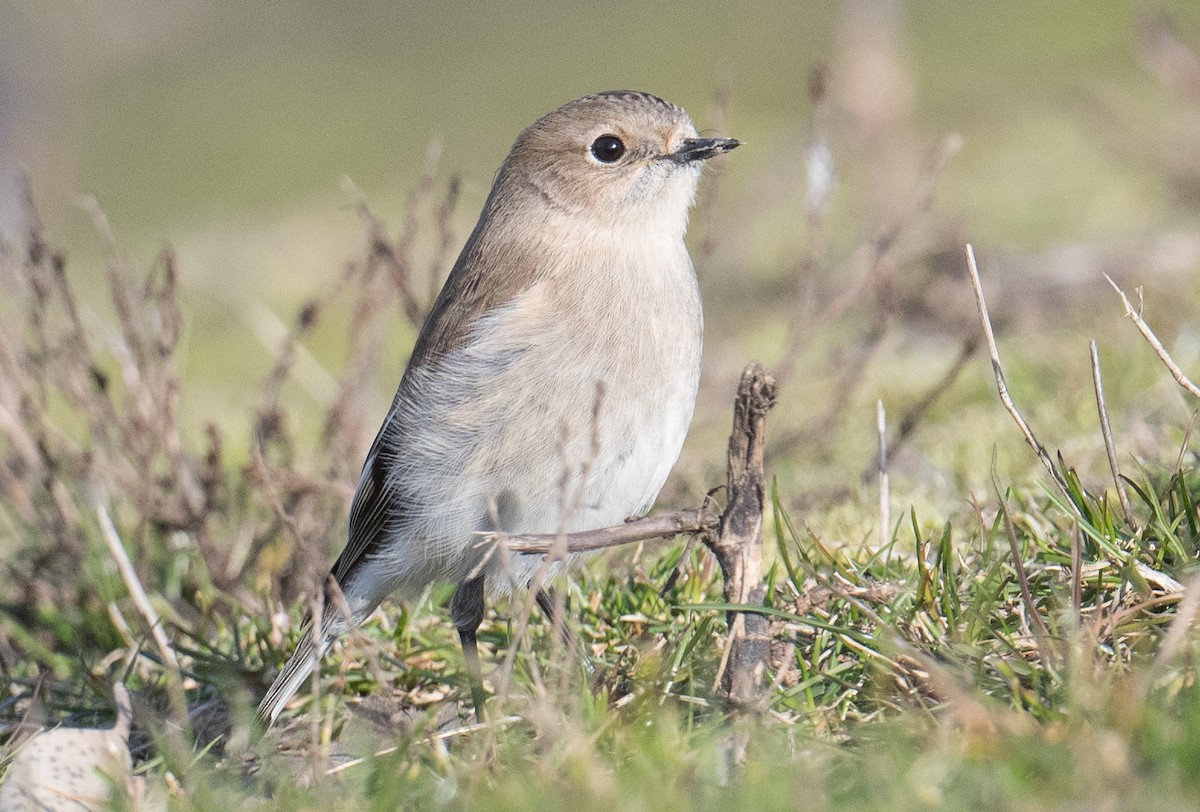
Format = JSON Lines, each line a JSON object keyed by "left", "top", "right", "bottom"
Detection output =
{"left": 965, "top": 244, "right": 1073, "bottom": 502}
{"left": 1089, "top": 339, "right": 1137, "bottom": 529}
{"left": 97, "top": 505, "right": 178, "bottom": 674}
{"left": 706, "top": 363, "right": 778, "bottom": 710}
{"left": 97, "top": 504, "right": 189, "bottom": 727}
{"left": 994, "top": 479, "right": 1054, "bottom": 653}
{"left": 1104, "top": 273, "right": 1200, "bottom": 401}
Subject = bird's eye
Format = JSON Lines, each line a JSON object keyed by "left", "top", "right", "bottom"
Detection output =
{"left": 590, "top": 135, "right": 626, "bottom": 163}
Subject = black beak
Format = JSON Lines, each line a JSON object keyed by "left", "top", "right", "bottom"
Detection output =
{"left": 668, "top": 137, "right": 740, "bottom": 163}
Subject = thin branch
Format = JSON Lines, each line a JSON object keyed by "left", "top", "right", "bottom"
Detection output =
{"left": 1105, "top": 273, "right": 1200, "bottom": 400}
{"left": 98, "top": 505, "right": 189, "bottom": 729}
{"left": 966, "top": 244, "right": 1073, "bottom": 500}
{"left": 478, "top": 508, "right": 719, "bottom": 555}
{"left": 342, "top": 177, "right": 424, "bottom": 329}
{"left": 1090, "top": 339, "right": 1137, "bottom": 529}
{"left": 97, "top": 505, "right": 179, "bottom": 674}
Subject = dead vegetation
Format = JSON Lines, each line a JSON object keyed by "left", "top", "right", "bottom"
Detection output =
{"left": 0, "top": 157, "right": 469, "bottom": 747}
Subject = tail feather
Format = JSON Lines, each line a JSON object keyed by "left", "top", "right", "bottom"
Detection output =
{"left": 255, "top": 625, "right": 332, "bottom": 728}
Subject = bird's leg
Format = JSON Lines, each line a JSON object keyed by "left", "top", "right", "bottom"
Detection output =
{"left": 535, "top": 587, "right": 595, "bottom": 676}
{"left": 535, "top": 587, "right": 570, "bottom": 647}
{"left": 450, "top": 576, "right": 487, "bottom": 716}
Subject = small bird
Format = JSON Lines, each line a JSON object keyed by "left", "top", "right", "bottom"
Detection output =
{"left": 256, "top": 90, "right": 737, "bottom": 727}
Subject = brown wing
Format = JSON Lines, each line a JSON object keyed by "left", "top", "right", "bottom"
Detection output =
{"left": 407, "top": 182, "right": 554, "bottom": 369}
{"left": 329, "top": 185, "right": 553, "bottom": 586}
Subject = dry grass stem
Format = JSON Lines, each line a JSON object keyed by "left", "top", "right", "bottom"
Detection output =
{"left": 966, "top": 244, "right": 1073, "bottom": 501}
{"left": 992, "top": 479, "right": 1054, "bottom": 654}
{"left": 1089, "top": 339, "right": 1137, "bottom": 528}
{"left": 97, "top": 504, "right": 190, "bottom": 729}
{"left": 1104, "top": 273, "right": 1200, "bottom": 400}
{"left": 711, "top": 614, "right": 742, "bottom": 694}
{"left": 97, "top": 505, "right": 179, "bottom": 675}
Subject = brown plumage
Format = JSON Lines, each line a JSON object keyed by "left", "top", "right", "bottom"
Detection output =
{"left": 257, "top": 91, "right": 737, "bottom": 728}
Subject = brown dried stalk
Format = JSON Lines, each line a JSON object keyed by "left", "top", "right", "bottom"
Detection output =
{"left": 1089, "top": 339, "right": 1137, "bottom": 528}
{"left": 965, "top": 244, "right": 1073, "bottom": 501}
{"left": 707, "top": 362, "right": 777, "bottom": 710}
{"left": 483, "top": 509, "right": 719, "bottom": 555}
{"left": 1104, "top": 273, "right": 1200, "bottom": 400}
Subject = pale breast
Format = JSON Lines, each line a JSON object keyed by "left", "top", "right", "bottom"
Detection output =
{"left": 376, "top": 231, "right": 702, "bottom": 592}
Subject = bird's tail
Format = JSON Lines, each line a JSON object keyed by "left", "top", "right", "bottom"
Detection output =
{"left": 255, "top": 622, "right": 333, "bottom": 729}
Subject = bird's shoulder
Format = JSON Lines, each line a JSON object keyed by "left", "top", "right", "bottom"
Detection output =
{"left": 407, "top": 202, "right": 556, "bottom": 370}
{"left": 331, "top": 203, "right": 555, "bottom": 584}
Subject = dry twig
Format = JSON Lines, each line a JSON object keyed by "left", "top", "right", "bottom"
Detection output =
{"left": 97, "top": 505, "right": 178, "bottom": 674}
{"left": 1104, "top": 273, "right": 1200, "bottom": 400}
{"left": 965, "top": 244, "right": 1073, "bottom": 501}
{"left": 705, "top": 363, "right": 778, "bottom": 710}
{"left": 480, "top": 509, "right": 719, "bottom": 556}
{"left": 97, "top": 504, "right": 189, "bottom": 729}
{"left": 992, "top": 480, "right": 1054, "bottom": 653}
{"left": 1089, "top": 339, "right": 1137, "bottom": 528}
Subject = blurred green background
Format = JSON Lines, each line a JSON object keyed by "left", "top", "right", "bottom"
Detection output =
{"left": 8, "top": 2, "right": 1198, "bottom": 262}
{"left": 4, "top": 0, "right": 1200, "bottom": 512}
